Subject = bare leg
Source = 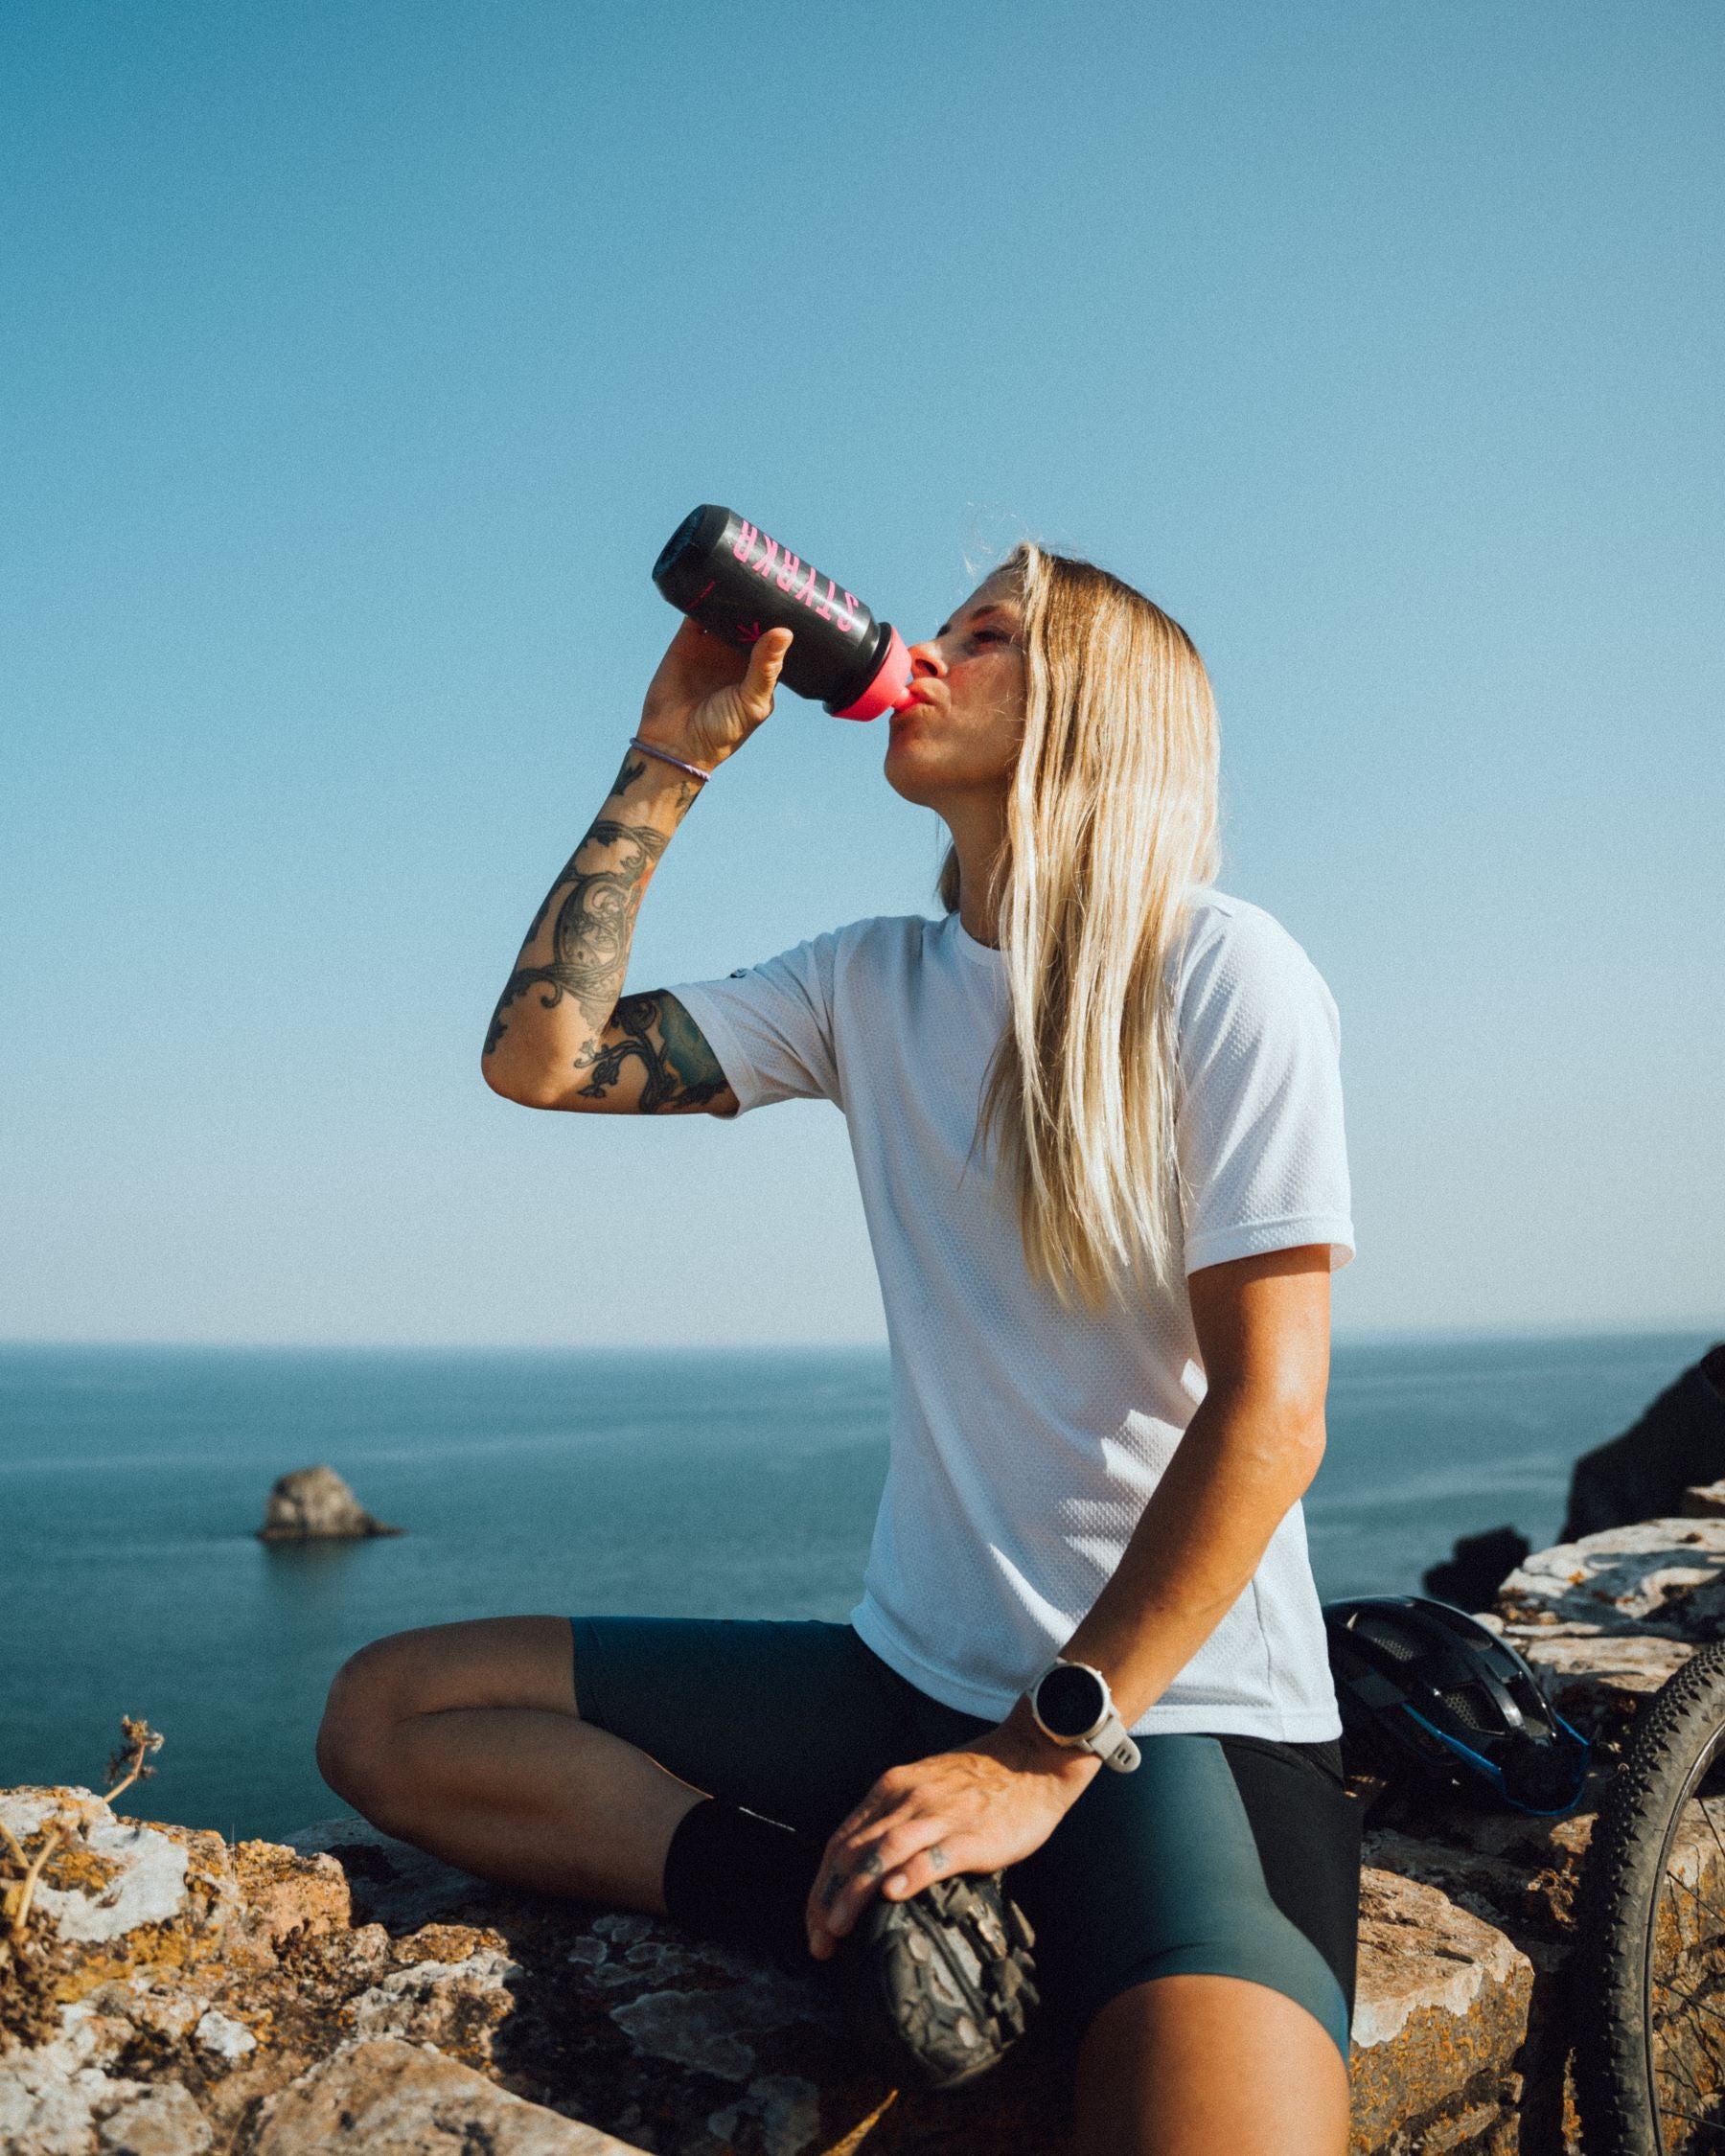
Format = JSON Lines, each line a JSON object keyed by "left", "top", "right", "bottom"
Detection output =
{"left": 315, "top": 1617, "right": 703, "bottom": 1910}
{"left": 1072, "top": 1975, "right": 1350, "bottom": 2156}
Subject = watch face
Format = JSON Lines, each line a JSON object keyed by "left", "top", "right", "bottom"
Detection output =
{"left": 1036, "top": 1663, "right": 1106, "bottom": 1739}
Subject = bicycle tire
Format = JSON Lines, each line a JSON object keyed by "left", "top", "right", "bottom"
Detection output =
{"left": 1575, "top": 1640, "right": 1725, "bottom": 2154}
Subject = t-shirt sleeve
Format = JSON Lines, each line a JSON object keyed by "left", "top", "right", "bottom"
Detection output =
{"left": 1174, "top": 908, "right": 1355, "bottom": 1274}
{"left": 661, "top": 932, "right": 842, "bottom": 1113}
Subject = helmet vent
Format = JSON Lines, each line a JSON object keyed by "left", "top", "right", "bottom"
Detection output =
{"left": 1441, "top": 1684, "right": 1496, "bottom": 1733}
{"left": 1354, "top": 1615, "right": 1419, "bottom": 1662}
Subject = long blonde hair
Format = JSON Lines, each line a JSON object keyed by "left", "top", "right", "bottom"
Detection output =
{"left": 938, "top": 542, "right": 1221, "bottom": 1306}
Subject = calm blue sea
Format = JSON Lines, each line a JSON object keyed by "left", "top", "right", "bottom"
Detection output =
{"left": 0, "top": 1333, "right": 1713, "bottom": 1842}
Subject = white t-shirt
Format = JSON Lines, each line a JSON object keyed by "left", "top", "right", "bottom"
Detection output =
{"left": 669, "top": 887, "right": 1354, "bottom": 1741}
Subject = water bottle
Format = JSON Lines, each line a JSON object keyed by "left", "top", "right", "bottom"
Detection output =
{"left": 652, "top": 505, "right": 915, "bottom": 722}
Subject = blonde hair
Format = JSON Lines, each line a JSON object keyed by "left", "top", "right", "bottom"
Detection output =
{"left": 938, "top": 542, "right": 1221, "bottom": 1306}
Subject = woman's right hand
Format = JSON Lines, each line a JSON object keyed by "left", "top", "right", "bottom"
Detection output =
{"left": 637, "top": 619, "right": 793, "bottom": 772}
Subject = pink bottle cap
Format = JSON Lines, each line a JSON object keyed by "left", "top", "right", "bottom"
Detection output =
{"left": 833, "top": 625, "right": 916, "bottom": 722}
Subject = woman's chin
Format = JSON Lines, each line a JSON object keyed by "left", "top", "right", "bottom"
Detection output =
{"left": 883, "top": 737, "right": 940, "bottom": 808}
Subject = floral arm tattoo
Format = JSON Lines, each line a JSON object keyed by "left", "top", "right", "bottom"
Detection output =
{"left": 575, "top": 992, "right": 729, "bottom": 1113}
{"left": 484, "top": 749, "right": 726, "bottom": 1110}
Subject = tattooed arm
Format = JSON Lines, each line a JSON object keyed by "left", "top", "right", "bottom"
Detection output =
{"left": 481, "top": 620, "right": 790, "bottom": 1115}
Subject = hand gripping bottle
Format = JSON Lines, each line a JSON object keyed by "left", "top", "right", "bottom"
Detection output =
{"left": 652, "top": 505, "right": 916, "bottom": 721}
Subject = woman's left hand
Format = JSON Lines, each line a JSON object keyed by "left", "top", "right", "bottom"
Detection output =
{"left": 805, "top": 1708, "right": 1100, "bottom": 1960}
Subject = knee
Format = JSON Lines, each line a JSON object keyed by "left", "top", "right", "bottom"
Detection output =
{"left": 315, "top": 1635, "right": 414, "bottom": 1816}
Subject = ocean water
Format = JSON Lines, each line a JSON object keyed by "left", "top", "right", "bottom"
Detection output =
{"left": 0, "top": 1331, "right": 1713, "bottom": 1842}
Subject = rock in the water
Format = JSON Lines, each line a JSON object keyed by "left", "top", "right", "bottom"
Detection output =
{"left": 257, "top": 1465, "right": 401, "bottom": 1542}
{"left": 1561, "top": 1343, "right": 1725, "bottom": 1542}
{"left": 1422, "top": 1525, "right": 1531, "bottom": 1611}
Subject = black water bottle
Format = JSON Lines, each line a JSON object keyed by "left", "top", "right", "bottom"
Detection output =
{"left": 652, "top": 504, "right": 915, "bottom": 722}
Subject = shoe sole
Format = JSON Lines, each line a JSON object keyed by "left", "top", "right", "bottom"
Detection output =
{"left": 845, "top": 1870, "right": 1039, "bottom": 2092}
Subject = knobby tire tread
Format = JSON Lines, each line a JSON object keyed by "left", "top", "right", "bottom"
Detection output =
{"left": 1576, "top": 1641, "right": 1725, "bottom": 2156}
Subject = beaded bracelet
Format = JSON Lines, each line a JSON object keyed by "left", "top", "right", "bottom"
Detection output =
{"left": 629, "top": 735, "right": 711, "bottom": 786}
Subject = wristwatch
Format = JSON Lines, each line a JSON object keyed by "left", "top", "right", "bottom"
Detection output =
{"left": 1026, "top": 1657, "right": 1141, "bottom": 1773}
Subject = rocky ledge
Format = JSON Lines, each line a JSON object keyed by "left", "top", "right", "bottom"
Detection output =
{"left": 8, "top": 1511, "right": 1725, "bottom": 2156}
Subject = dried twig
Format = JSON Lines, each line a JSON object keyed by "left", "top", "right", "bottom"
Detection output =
{"left": 2, "top": 1717, "right": 164, "bottom": 1949}
{"left": 104, "top": 1716, "right": 165, "bottom": 1809}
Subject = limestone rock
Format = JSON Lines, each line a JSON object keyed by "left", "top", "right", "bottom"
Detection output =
{"left": 1349, "top": 1869, "right": 1533, "bottom": 2155}
{"left": 228, "top": 1837, "right": 352, "bottom": 1951}
{"left": 0, "top": 1789, "right": 564, "bottom": 2156}
{"left": 286, "top": 1816, "right": 1049, "bottom": 2154}
{"left": 94, "top": 2080, "right": 212, "bottom": 2154}
{"left": 249, "top": 2037, "right": 635, "bottom": 2154}
{"left": 1496, "top": 1517, "right": 1725, "bottom": 1640}
{"left": 0, "top": 1771, "right": 1639, "bottom": 2155}
{"left": 1366, "top": 1800, "right": 1597, "bottom": 1947}
{"left": 1685, "top": 1478, "right": 1725, "bottom": 1518}
{"left": 290, "top": 1814, "right": 1550, "bottom": 2156}
{"left": 256, "top": 1466, "right": 401, "bottom": 1542}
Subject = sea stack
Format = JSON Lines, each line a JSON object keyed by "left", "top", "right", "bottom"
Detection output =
{"left": 257, "top": 1464, "right": 402, "bottom": 1542}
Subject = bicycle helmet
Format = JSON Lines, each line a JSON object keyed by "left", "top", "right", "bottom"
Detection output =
{"left": 1323, "top": 1594, "right": 1590, "bottom": 1815}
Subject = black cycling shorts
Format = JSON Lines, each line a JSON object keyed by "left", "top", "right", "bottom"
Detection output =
{"left": 569, "top": 1614, "right": 1360, "bottom": 2059}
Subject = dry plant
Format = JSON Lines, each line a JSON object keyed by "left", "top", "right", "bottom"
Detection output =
{"left": 0, "top": 1715, "right": 165, "bottom": 1955}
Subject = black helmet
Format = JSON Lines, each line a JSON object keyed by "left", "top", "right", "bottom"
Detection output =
{"left": 1322, "top": 1594, "right": 1590, "bottom": 1816}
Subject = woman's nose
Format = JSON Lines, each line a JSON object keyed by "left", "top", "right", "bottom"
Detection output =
{"left": 908, "top": 638, "right": 948, "bottom": 680}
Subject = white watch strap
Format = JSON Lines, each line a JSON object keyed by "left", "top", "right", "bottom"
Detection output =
{"left": 1089, "top": 1709, "right": 1141, "bottom": 1774}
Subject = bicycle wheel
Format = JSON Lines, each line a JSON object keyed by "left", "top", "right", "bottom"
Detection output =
{"left": 1576, "top": 1640, "right": 1725, "bottom": 2154}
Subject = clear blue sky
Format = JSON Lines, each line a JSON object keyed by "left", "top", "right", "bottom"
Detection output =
{"left": 3, "top": 2, "right": 1720, "bottom": 1348}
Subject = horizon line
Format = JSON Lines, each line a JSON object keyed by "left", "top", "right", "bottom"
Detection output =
{"left": 0, "top": 1319, "right": 1718, "bottom": 1358}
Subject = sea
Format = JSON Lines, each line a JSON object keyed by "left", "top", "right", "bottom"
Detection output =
{"left": 0, "top": 1331, "right": 1713, "bottom": 1844}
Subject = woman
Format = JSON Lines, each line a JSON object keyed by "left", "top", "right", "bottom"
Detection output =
{"left": 317, "top": 542, "right": 1362, "bottom": 2156}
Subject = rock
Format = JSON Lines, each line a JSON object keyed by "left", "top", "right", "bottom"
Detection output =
{"left": 1504, "top": 1623, "right": 1695, "bottom": 1741}
{"left": 0, "top": 1725, "right": 1679, "bottom": 2156}
{"left": 95, "top": 2080, "right": 212, "bottom": 2154}
{"left": 284, "top": 1818, "right": 1020, "bottom": 2155}
{"left": 1348, "top": 1869, "right": 1533, "bottom": 2155}
{"left": 1560, "top": 1344, "right": 1725, "bottom": 1542}
{"left": 1684, "top": 1479, "right": 1725, "bottom": 1518}
{"left": 1423, "top": 1526, "right": 1532, "bottom": 1613}
{"left": 192, "top": 2011, "right": 255, "bottom": 2063}
{"left": 249, "top": 2037, "right": 636, "bottom": 2154}
{"left": 0, "top": 1999, "right": 142, "bottom": 2156}
{"left": 0, "top": 1781, "right": 1576, "bottom": 2156}
{"left": 228, "top": 1837, "right": 352, "bottom": 1948}
{"left": 1366, "top": 1799, "right": 1598, "bottom": 1945}
{"left": 291, "top": 1816, "right": 1545, "bottom": 2156}
{"left": 0, "top": 1787, "right": 559, "bottom": 2156}
{"left": 256, "top": 1466, "right": 402, "bottom": 1543}
{"left": 1495, "top": 1517, "right": 1725, "bottom": 1640}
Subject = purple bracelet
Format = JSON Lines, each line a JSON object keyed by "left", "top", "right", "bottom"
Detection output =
{"left": 629, "top": 735, "right": 711, "bottom": 786}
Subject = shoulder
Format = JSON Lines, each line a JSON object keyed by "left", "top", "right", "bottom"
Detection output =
{"left": 815, "top": 912, "right": 946, "bottom": 977}
{"left": 720, "top": 914, "right": 935, "bottom": 994}
{"left": 1170, "top": 887, "right": 1341, "bottom": 1053}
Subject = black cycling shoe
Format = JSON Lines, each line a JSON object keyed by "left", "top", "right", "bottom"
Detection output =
{"left": 836, "top": 1869, "right": 1039, "bottom": 2092}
